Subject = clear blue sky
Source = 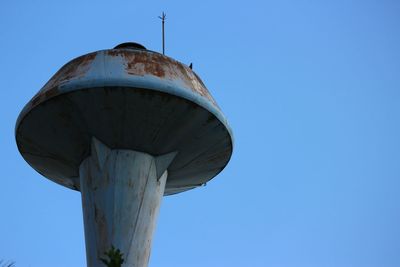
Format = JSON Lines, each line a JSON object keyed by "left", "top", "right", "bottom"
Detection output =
{"left": 1, "top": 1, "right": 400, "bottom": 266}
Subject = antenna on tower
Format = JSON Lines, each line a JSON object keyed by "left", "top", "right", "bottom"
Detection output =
{"left": 158, "top": 12, "right": 166, "bottom": 55}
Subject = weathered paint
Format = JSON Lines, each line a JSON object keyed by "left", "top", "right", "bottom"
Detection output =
{"left": 21, "top": 49, "right": 219, "bottom": 114}
{"left": 15, "top": 44, "right": 233, "bottom": 195}
{"left": 80, "top": 138, "right": 172, "bottom": 267}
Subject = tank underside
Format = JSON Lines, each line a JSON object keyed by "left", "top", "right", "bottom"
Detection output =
{"left": 16, "top": 87, "right": 232, "bottom": 195}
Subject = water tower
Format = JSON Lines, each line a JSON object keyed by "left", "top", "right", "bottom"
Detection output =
{"left": 15, "top": 42, "right": 233, "bottom": 267}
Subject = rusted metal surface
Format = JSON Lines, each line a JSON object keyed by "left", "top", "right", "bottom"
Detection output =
{"left": 15, "top": 44, "right": 233, "bottom": 195}
{"left": 21, "top": 48, "right": 218, "bottom": 115}
{"left": 29, "top": 53, "right": 97, "bottom": 108}
{"left": 80, "top": 138, "right": 170, "bottom": 267}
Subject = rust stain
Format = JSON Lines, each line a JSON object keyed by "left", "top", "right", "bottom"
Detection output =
{"left": 107, "top": 49, "right": 127, "bottom": 57}
{"left": 108, "top": 50, "right": 218, "bottom": 106}
{"left": 106, "top": 50, "right": 166, "bottom": 77}
{"left": 94, "top": 204, "right": 109, "bottom": 252}
{"left": 44, "top": 87, "right": 59, "bottom": 98}
{"left": 128, "top": 178, "right": 134, "bottom": 188}
{"left": 30, "top": 87, "right": 59, "bottom": 106}
{"left": 29, "top": 49, "right": 219, "bottom": 111}
{"left": 173, "top": 62, "right": 218, "bottom": 106}
{"left": 28, "top": 53, "right": 97, "bottom": 108}
{"left": 64, "top": 52, "right": 96, "bottom": 80}
{"left": 125, "top": 52, "right": 166, "bottom": 77}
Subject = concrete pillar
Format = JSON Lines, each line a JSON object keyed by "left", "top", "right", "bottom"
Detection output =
{"left": 79, "top": 138, "right": 176, "bottom": 267}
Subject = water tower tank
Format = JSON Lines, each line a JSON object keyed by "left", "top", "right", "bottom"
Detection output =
{"left": 15, "top": 42, "right": 233, "bottom": 267}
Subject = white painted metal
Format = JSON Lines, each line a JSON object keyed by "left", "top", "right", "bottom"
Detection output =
{"left": 79, "top": 138, "right": 176, "bottom": 267}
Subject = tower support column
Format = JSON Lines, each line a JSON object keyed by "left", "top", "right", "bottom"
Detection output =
{"left": 79, "top": 138, "right": 176, "bottom": 267}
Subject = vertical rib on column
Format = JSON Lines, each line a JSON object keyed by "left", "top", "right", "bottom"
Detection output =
{"left": 79, "top": 138, "right": 175, "bottom": 267}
